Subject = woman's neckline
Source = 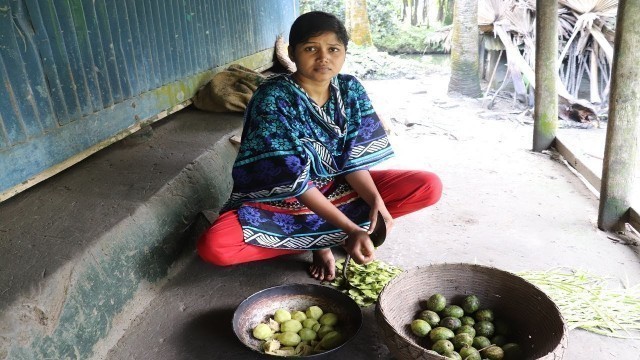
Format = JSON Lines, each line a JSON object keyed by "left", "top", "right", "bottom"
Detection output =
{"left": 291, "top": 73, "right": 331, "bottom": 106}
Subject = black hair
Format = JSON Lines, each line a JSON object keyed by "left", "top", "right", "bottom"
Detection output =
{"left": 288, "top": 11, "right": 349, "bottom": 52}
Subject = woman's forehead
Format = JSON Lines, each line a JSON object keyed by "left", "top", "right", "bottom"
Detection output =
{"left": 302, "top": 32, "right": 344, "bottom": 45}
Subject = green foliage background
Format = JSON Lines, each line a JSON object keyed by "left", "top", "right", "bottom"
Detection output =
{"left": 299, "top": 0, "right": 446, "bottom": 54}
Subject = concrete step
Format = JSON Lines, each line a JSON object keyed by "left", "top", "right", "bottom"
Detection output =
{"left": 0, "top": 108, "right": 242, "bottom": 360}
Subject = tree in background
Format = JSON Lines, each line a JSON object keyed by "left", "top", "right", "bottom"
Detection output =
{"left": 300, "top": 0, "right": 344, "bottom": 21}
{"left": 437, "top": 0, "right": 454, "bottom": 25}
{"left": 346, "top": 0, "right": 374, "bottom": 46}
{"left": 401, "top": 0, "right": 431, "bottom": 26}
{"left": 447, "top": 0, "right": 481, "bottom": 97}
{"left": 301, "top": 0, "right": 452, "bottom": 53}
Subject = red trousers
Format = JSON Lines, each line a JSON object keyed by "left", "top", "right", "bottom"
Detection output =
{"left": 197, "top": 169, "right": 442, "bottom": 266}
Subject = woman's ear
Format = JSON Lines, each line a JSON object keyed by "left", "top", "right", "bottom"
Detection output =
{"left": 288, "top": 46, "right": 295, "bottom": 62}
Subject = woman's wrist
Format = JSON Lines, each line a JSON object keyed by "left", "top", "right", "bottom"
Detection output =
{"left": 345, "top": 225, "right": 364, "bottom": 236}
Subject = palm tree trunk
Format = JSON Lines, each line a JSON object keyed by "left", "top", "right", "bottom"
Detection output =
{"left": 532, "top": 0, "right": 558, "bottom": 151}
{"left": 447, "top": 0, "right": 481, "bottom": 97}
{"left": 422, "top": 0, "right": 429, "bottom": 27}
{"left": 402, "top": 0, "right": 409, "bottom": 23}
{"left": 598, "top": 0, "right": 640, "bottom": 231}
{"left": 345, "top": 0, "right": 373, "bottom": 46}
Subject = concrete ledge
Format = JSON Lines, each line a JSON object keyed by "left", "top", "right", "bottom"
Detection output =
{"left": 0, "top": 108, "right": 242, "bottom": 359}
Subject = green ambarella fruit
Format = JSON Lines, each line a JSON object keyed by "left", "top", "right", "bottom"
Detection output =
{"left": 460, "top": 316, "right": 475, "bottom": 326}
{"left": 452, "top": 333, "right": 473, "bottom": 350}
{"left": 462, "top": 295, "right": 480, "bottom": 314}
{"left": 429, "top": 327, "right": 455, "bottom": 342}
{"left": 410, "top": 319, "right": 431, "bottom": 337}
{"left": 277, "top": 332, "right": 301, "bottom": 347}
{"left": 475, "top": 309, "right": 494, "bottom": 322}
{"left": 474, "top": 321, "right": 495, "bottom": 338}
{"left": 298, "top": 328, "right": 317, "bottom": 342}
{"left": 456, "top": 324, "right": 476, "bottom": 338}
{"left": 281, "top": 319, "right": 303, "bottom": 333}
{"left": 302, "top": 318, "right": 318, "bottom": 329}
{"left": 440, "top": 316, "right": 462, "bottom": 331}
{"left": 312, "top": 323, "right": 321, "bottom": 332}
{"left": 427, "top": 293, "right": 447, "bottom": 312}
{"left": 291, "top": 311, "right": 307, "bottom": 322}
{"left": 306, "top": 306, "right": 323, "bottom": 320}
{"left": 502, "top": 343, "right": 523, "bottom": 360}
{"left": 472, "top": 336, "right": 491, "bottom": 349}
{"left": 252, "top": 323, "right": 273, "bottom": 340}
{"left": 274, "top": 309, "right": 292, "bottom": 323}
{"left": 459, "top": 346, "right": 482, "bottom": 360}
{"left": 442, "top": 305, "right": 464, "bottom": 318}
{"left": 443, "top": 350, "right": 462, "bottom": 360}
{"left": 432, "top": 339, "right": 454, "bottom": 354}
{"left": 319, "top": 312, "right": 338, "bottom": 326}
{"left": 319, "top": 330, "right": 343, "bottom": 349}
{"left": 317, "top": 325, "right": 334, "bottom": 338}
{"left": 481, "top": 345, "right": 504, "bottom": 360}
{"left": 491, "top": 335, "right": 507, "bottom": 347}
{"left": 418, "top": 310, "right": 441, "bottom": 327}
{"left": 295, "top": 342, "right": 313, "bottom": 356}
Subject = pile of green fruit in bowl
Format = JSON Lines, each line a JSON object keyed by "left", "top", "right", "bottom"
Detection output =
{"left": 409, "top": 293, "right": 522, "bottom": 360}
{"left": 233, "top": 284, "right": 362, "bottom": 358}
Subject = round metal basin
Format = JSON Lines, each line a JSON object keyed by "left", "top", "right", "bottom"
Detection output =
{"left": 233, "top": 283, "right": 363, "bottom": 358}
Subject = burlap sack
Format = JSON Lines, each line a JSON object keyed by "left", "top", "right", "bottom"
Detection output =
{"left": 193, "top": 64, "right": 265, "bottom": 113}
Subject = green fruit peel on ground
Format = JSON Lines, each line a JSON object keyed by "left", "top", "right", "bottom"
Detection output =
{"left": 330, "top": 258, "right": 403, "bottom": 307}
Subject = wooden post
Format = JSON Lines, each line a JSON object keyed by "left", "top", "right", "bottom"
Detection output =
{"left": 478, "top": 35, "right": 486, "bottom": 80}
{"left": 598, "top": 0, "right": 640, "bottom": 231}
{"left": 532, "top": 0, "right": 558, "bottom": 152}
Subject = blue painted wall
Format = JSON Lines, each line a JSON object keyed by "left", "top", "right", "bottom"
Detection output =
{"left": 0, "top": 0, "right": 298, "bottom": 200}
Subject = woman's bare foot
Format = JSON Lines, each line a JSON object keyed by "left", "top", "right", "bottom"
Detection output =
{"left": 309, "top": 248, "right": 335, "bottom": 281}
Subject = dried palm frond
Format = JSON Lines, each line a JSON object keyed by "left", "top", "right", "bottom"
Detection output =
{"left": 515, "top": 0, "right": 536, "bottom": 11}
{"left": 478, "top": 0, "right": 510, "bottom": 26}
{"left": 478, "top": 0, "right": 617, "bottom": 111}
{"left": 504, "top": 4, "right": 534, "bottom": 36}
{"left": 559, "top": 0, "right": 618, "bottom": 17}
{"left": 557, "top": 0, "right": 617, "bottom": 104}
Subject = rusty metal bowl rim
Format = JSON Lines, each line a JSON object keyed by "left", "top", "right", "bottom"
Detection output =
{"left": 232, "top": 283, "right": 364, "bottom": 358}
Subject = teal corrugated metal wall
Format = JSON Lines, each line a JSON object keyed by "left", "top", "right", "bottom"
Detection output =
{"left": 0, "top": 0, "right": 298, "bottom": 200}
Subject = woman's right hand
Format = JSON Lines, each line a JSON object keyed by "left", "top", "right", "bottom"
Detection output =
{"left": 344, "top": 229, "right": 375, "bottom": 264}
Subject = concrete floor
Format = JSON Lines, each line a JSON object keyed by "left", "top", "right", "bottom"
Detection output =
{"left": 106, "top": 76, "right": 640, "bottom": 360}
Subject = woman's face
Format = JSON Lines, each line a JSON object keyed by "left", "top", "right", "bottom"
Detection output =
{"left": 290, "top": 32, "right": 346, "bottom": 84}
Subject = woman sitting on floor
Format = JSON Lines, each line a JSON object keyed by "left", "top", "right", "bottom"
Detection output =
{"left": 197, "top": 11, "right": 442, "bottom": 281}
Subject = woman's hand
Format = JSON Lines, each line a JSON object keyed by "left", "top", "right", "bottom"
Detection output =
{"left": 368, "top": 200, "right": 394, "bottom": 234}
{"left": 344, "top": 229, "right": 375, "bottom": 264}
{"left": 344, "top": 170, "right": 394, "bottom": 234}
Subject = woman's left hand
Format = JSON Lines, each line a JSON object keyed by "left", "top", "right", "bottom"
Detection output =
{"left": 344, "top": 170, "right": 394, "bottom": 234}
{"left": 368, "top": 201, "right": 393, "bottom": 234}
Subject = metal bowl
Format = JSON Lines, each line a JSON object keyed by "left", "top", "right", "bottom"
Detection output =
{"left": 232, "top": 283, "right": 363, "bottom": 358}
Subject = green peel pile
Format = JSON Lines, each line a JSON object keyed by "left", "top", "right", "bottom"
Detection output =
{"left": 330, "top": 258, "right": 403, "bottom": 307}
{"left": 519, "top": 268, "right": 640, "bottom": 339}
